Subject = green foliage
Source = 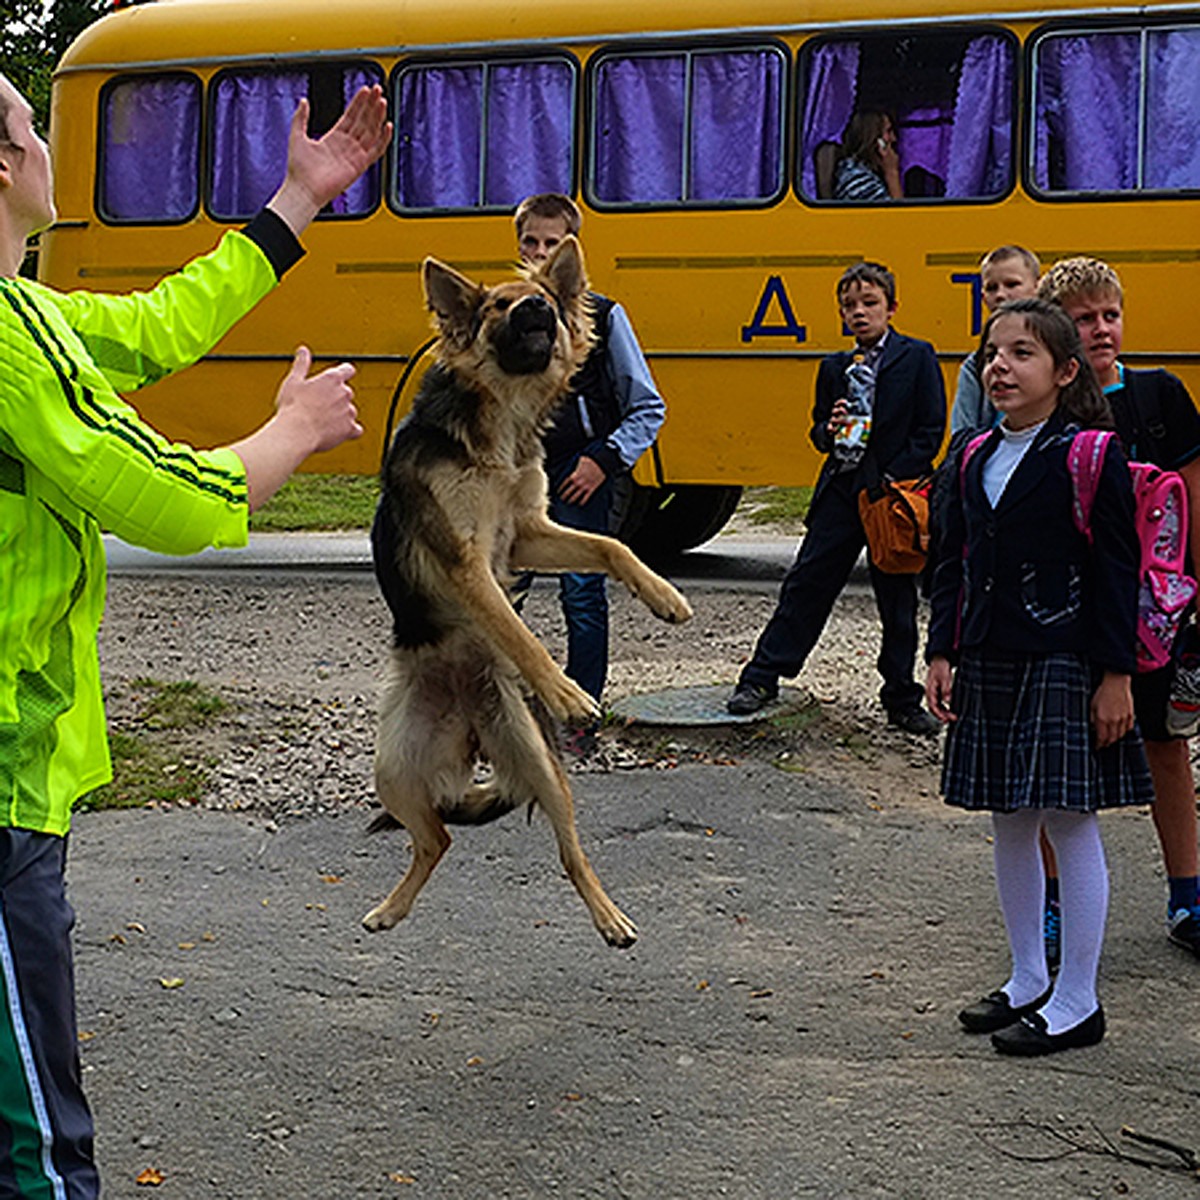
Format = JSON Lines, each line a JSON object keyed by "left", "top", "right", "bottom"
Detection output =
{"left": 249, "top": 473, "right": 380, "bottom": 532}
{"left": 2, "top": 0, "right": 109, "bottom": 132}
{"left": 739, "top": 486, "right": 814, "bottom": 528}
{"left": 80, "top": 677, "right": 226, "bottom": 811}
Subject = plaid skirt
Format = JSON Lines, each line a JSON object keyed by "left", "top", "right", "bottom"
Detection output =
{"left": 942, "top": 649, "right": 1154, "bottom": 813}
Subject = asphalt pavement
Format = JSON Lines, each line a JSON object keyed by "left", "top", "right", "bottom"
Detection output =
{"left": 76, "top": 531, "right": 1199, "bottom": 1199}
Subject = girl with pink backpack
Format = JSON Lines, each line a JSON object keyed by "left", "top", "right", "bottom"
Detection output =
{"left": 925, "top": 298, "right": 1154, "bottom": 1056}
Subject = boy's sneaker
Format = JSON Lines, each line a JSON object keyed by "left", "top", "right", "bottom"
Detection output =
{"left": 727, "top": 682, "right": 777, "bottom": 716}
{"left": 1043, "top": 901, "right": 1062, "bottom": 973}
{"left": 1166, "top": 657, "right": 1200, "bottom": 739}
{"left": 1167, "top": 907, "right": 1200, "bottom": 958}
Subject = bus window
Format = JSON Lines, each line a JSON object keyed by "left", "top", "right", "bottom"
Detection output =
{"left": 209, "top": 64, "right": 383, "bottom": 221}
{"left": 393, "top": 57, "right": 575, "bottom": 211}
{"left": 799, "top": 31, "right": 1014, "bottom": 202}
{"left": 1032, "top": 26, "right": 1200, "bottom": 194}
{"left": 588, "top": 45, "right": 785, "bottom": 206}
{"left": 99, "top": 74, "right": 200, "bottom": 223}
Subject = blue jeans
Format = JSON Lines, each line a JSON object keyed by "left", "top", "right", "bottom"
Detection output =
{"left": 516, "top": 464, "right": 613, "bottom": 705}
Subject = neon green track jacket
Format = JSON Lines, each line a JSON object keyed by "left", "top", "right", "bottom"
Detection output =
{"left": 0, "top": 214, "right": 300, "bottom": 834}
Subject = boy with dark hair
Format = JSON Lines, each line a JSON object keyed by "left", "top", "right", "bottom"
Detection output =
{"left": 1039, "top": 256, "right": 1200, "bottom": 958}
{"left": 727, "top": 261, "right": 946, "bottom": 734}
{"left": 512, "top": 193, "right": 665, "bottom": 730}
{"left": 951, "top": 245, "right": 1041, "bottom": 433}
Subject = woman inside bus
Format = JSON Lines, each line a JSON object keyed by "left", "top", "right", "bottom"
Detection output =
{"left": 833, "top": 110, "right": 903, "bottom": 201}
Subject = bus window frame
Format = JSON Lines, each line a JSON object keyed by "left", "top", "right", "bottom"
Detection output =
{"left": 95, "top": 70, "right": 203, "bottom": 226}
{"left": 795, "top": 22, "right": 1019, "bottom": 208}
{"left": 387, "top": 49, "right": 580, "bottom": 218}
{"left": 204, "top": 58, "right": 386, "bottom": 225}
{"left": 582, "top": 35, "right": 791, "bottom": 214}
{"left": 1024, "top": 15, "right": 1200, "bottom": 203}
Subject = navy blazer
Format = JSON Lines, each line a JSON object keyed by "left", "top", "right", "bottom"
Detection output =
{"left": 810, "top": 330, "right": 946, "bottom": 501}
{"left": 927, "top": 413, "right": 1140, "bottom": 675}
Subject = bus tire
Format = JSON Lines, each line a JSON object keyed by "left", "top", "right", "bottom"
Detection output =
{"left": 623, "top": 484, "right": 743, "bottom": 562}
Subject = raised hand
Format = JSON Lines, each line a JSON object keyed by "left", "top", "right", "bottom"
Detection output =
{"left": 268, "top": 85, "right": 391, "bottom": 236}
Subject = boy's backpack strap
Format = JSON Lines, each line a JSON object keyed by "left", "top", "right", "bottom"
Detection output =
{"left": 1065, "top": 429, "right": 1114, "bottom": 544}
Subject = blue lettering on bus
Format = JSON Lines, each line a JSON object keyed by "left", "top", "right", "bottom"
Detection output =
{"left": 952, "top": 271, "right": 984, "bottom": 336}
{"left": 741, "top": 275, "right": 807, "bottom": 344}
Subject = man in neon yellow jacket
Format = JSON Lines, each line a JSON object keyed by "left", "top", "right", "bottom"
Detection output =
{"left": 0, "top": 73, "right": 388, "bottom": 1197}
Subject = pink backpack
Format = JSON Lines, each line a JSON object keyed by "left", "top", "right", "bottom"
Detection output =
{"left": 1067, "top": 430, "right": 1196, "bottom": 672}
{"left": 960, "top": 429, "right": 1196, "bottom": 670}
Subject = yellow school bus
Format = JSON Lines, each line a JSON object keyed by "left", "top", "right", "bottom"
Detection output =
{"left": 41, "top": 0, "right": 1200, "bottom": 552}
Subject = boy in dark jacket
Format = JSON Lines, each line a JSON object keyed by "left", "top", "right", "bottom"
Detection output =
{"left": 728, "top": 261, "right": 946, "bottom": 733}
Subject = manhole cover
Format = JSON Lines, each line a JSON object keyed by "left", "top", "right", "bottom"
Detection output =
{"left": 609, "top": 684, "right": 815, "bottom": 727}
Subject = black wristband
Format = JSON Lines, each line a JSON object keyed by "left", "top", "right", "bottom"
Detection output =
{"left": 241, "top": 208, "right": 305, "bottom": 279}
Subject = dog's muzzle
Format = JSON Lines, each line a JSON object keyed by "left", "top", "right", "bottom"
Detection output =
{"left": 493, "top": 294, "right": 559, "bottom": 375}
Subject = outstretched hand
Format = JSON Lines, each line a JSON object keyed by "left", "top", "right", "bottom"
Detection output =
{"left": 268, "top": 85, "right": 391, "bottom": 237}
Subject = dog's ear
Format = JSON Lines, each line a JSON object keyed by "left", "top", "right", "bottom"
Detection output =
{"left": 422, "top": 258, "right": 485, "bottom": 346}
{"left": 537, "top": 235, "right": 588, "bottom": 307}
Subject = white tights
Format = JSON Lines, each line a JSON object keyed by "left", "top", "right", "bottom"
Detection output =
{"left": 991, "top": 808, "right": 1109, "bottom": 1034}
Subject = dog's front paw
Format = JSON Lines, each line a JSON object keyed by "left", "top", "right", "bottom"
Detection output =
{"left": 543, "top": 673, "right": 601, "bottom": 723}
{"left": 636, "top": 575, "right": 693, "bottom": 625}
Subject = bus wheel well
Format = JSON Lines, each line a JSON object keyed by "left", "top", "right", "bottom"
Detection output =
{"left": 615, "top": 483, "right": 743, "bottom": 564}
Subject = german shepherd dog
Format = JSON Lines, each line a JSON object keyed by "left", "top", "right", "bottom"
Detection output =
{"left": 364, "top": 236, "right": 692, "bottom": 948}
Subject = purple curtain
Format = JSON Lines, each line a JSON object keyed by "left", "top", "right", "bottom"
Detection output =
{"left": 483, "top": 61, "right": 573, "bottom": 206}
{"left": 396, "top": 61, "right": 572, "bottom": 209}
{"left": 1145, "top": 29, "right": 1200, "bottom": 189}
{"left": 331, "top": 68, "right": 383, "bottom": 215}
{"left": 396, "top": 65, "right": 481, "bottom": 208}
{"left": 895, "top": 104, "right": 952, "bottom": 191}
{"left": 102, "top": 77, "right": 199, "bottom": 221}
{"left": 593, "top": 56, "right": 684, "bottom": 202}
{"left": 210, "top": 72, "right": 306, "bottom": 220}
{"left": 690, "top": 51, "right": 783, "bottom": 200}
{"left": 1033, "top": 34, "right": 1140, "bottom": 191}
{"left": 946, "top": 35, "right": 1012, "bottom": 198}
{"left": 799, "top": 42, "right": 860, "bottom": 197}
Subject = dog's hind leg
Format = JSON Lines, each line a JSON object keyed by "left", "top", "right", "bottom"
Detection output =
{"left": 482, "top": 691, "right": 638, "bottom": 949}
{"left": 362, "top": 684, "right": 466, "bottom": 933}
{"left": 361, "top": 773, "right": 450, "bottom": 933}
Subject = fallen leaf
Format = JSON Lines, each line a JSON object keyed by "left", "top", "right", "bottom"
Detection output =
{"left": 178, "top": 942, "right": 195, "bottom": 951}
{"left": 466, "top": 1056, "right": 483, "bottom": 1067}
{"left": 695, "top": 979, "right": 710, "bottom": 991}
{"left": 159, "top": 977, "right": 185, "bottom": 989}
{"left": 562, "top": 1092, "right": 583, "bottom": 1102}
{"left": 388, "top": 1173, "right": 416, "bottom": 1185}
{"left": 305, "top": 903, "right": 328, "bottom": 912}
{"left": 900, "top": 1030, "right": 916, "bottom": 1040}
{"left": 319, "top": 874, "right": 343, "bottom": 885}
{"left": 749, "top": 989, "right": 774, "bottom": 1000}
{"left": 109, "top": 932, "right": 127, "bottom": 945}
{"left": 78, "top": 1030, "right": 96, "bottom": 1042}
{"left": 201, "top": 931, "right": 216, "bottom": 942}
{"left": 135, "top": 1167, "right": 165, "bottom": 1186}
{"left": 126, "top": 921, "right": 146, "bottom": 934}
{"left": 261, "top": 899, "right": 270, "bottom": 907}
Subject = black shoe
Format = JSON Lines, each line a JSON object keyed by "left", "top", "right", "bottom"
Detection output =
{"left": 886, "top": 706, "right": 940, "bottom": 736}
{"left": 958, "top": 986, "right": 1052, "bottom": 1034}
{"left": 727, "top": 682, "right": 777, "bottom": 716}
{"left": 991, "top": 1007, "right": 1105, "bottom": 1056}
{"left": 1168, "top": 908, "right": 1200, "bottom": 958}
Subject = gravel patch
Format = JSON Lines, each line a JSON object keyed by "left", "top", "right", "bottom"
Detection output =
{"left": 99, "top": 563, "right": 946, "bottom": 821}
